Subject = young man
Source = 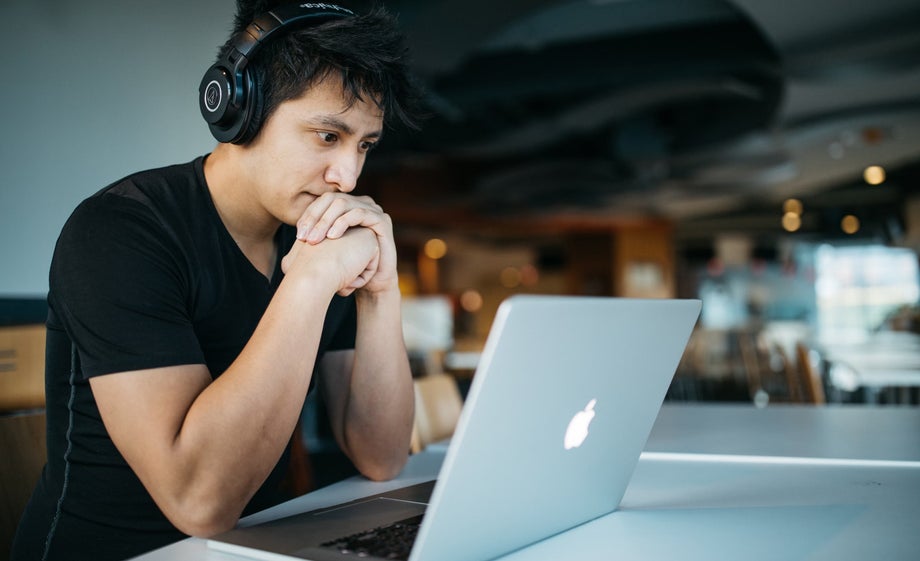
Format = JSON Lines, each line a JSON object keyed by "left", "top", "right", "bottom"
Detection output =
{"left": 13, "top": 2, "right": 423, "bottom": 560}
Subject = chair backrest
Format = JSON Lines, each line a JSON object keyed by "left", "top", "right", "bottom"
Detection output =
{"left": 738, "top": 331, "right": 763, "bottom": 399}
{"left": 0, "top": 410, "right": 47, "bottom": 558}
{"left": 766, "top": 341, "right": 827, "bottom": 405}
{"left": 774, "top": 343, "right": 799, "bottom": 401}
{"left": 0, "top": 325, "right": 46, "bottom": 412}
{"left": 411, "top": 373, "right": 463, "bottom": 454}
{"left": 795, "top": 342, "right": 827, "bottom": 405}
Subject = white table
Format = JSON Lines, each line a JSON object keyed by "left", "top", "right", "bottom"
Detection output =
{"left": 501, "top": 457, "right": 920, "bottom": 561}
{"left": 821, "top": 332, "right": 920, "bottom": 402}
{"left": 646, "top": 403, "right": 920, "bottom": 462}
{"left": 131, "top": 404, "right": 920, "bottom": 561}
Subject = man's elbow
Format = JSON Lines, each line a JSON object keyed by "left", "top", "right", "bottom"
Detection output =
{"left": 173, "top": 512, "right": 238, "bottom": 538}
{"left": 356, "top": 453, "right": 409, "bottom": 482}
{"left": 162, "top": 496, "right": 241, "bottom": 538}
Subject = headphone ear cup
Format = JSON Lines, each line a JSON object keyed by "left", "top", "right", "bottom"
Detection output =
{"left": 199, "top": 61, "right": 251, "bottom": 143}
{"left": 235, "top": 67, "right": 265, "bottom": 144}
{"left": 199, "top": 65, "right": 235, "bottom": 128}
{"left": 202, "top": 4, "right": 355, "bottom": 143}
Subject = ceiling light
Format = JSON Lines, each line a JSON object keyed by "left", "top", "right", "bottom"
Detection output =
{"left": 460, "top": 290, "right": 483, "bottom": 313}
{"left": 841, "top": 215, "right": 860, "bottom": 234}
{"left": 423, "top": 238, "right": 448, "bottom": 260}
{"left": 782, "top": 212, "right": 801, "bottom": 232}
{"left": 863, "top": 165, "right": 886, "bottom": 185}
{"left": 783, "top": 198, "right": 803, "bottom": 215}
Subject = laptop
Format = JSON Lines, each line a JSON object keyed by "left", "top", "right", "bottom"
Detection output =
{"left": 208, "top": 295, "right": 701, "bottom": 561}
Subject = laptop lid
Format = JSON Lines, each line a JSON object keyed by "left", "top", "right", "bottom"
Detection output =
{"left": 208, "top": 295, "right": 700, "bottom": 561}
{"left": 410, "top": 295, "right": 700, "bottom": 561}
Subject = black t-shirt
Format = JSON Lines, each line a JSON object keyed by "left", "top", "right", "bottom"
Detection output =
{"left": 12, "top": 156, "right": 356, "bottom": 561}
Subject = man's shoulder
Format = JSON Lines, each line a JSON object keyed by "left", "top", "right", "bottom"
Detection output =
{"left": 94, "top": 156, "right": 205, "bottom": 204}
{"left": 68, "top": 157, "right": 207, "bottom": 222}
{"left": 60, "top": 156, "right": 210, "bottom": 246}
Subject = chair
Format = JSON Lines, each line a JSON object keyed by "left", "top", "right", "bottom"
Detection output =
{"left": 738, "top": 330, "right": 766, "bottom": 404}
{"left": 772, "top": 343, "right": 806, "bottom": 403}
{"left": 766, "top": 342, "right": 827, "bottom": 405}
{"left": 795, "top": 342, "right": 827, "bottom": 405}
{"left": 410, "top": 373, "right": 463, "bottom": 454}
{"left": 0, "top": 325, "right": 46, "bottom": 412}
{"left": 281, "top": 420, "right": 315, "bottom": 497}
{"left": 0, "top": 410, "right": 47, "bottom": 558}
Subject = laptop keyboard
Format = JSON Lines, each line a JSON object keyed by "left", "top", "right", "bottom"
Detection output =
{"left": 319, "top": 514, "right": 424, "bottom": 560}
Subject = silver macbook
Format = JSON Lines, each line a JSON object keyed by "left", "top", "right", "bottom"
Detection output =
{"left": 208, "top": 295, "right": 701, "bottom": 561}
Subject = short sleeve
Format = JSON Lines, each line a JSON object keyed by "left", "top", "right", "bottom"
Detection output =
{"left": 49, "top": 193, "right": 205, "bottom": 378}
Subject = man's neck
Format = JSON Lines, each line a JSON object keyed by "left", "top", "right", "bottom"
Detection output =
{"left": 204, "top": 144, "right": 280, "bottom": 279}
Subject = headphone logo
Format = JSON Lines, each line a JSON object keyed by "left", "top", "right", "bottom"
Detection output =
{"left": 298, "top": 3, "right": 354, "bottom": 14}
{"left": 203, "top": 81, "right": 222, "bottom": 113}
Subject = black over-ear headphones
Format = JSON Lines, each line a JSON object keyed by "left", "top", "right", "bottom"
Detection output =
{"left": 199, "top": 3, "right": 355, "bottom": 144}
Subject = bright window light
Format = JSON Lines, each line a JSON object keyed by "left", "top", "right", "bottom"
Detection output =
{"left": 814, "top": 244, "right": 919, "bottom": 341}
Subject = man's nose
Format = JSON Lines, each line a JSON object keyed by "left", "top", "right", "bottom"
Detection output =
{"left": 325, "top": 152, "right": 361, "bottom": 193}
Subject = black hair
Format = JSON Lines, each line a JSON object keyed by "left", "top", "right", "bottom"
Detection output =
{"left": 221, "top": 1, "right": 424, "bottom": 141}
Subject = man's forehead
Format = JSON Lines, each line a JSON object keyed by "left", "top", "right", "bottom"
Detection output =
{"left": 285, "top": 88, "right": 382, "bottom": 132}
{"left": 295, "top": 78, "right": 383, "bottom": 120}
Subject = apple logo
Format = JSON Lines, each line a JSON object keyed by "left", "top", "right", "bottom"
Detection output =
{"left": 564, "top": 398, "right": 597, "bottom": 450}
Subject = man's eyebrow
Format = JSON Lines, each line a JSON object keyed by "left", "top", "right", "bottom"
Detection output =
{"left": 314, "top": 115, "right": 383, "bottom": 139}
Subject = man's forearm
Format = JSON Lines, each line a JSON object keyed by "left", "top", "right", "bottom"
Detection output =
{"left": 165, "top": 272, "right": 337, "bottom": 533}
{"left": 345, "top": 287, "right": 415, "bottom": 480}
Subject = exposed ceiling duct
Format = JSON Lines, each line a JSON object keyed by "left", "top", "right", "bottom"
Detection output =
{"left": 355, "top": 0, "right": 920, "bottom": 242}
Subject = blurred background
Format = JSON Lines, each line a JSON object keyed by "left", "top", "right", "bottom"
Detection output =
{"left": 3, "top": 0, "right": 920, "bottom": 411}
{"left": 354, "top": 0, "right": 920, "bottom": 408}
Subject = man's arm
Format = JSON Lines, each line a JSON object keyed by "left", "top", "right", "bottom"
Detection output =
{"left": 90, "top": 228, "right": 380, "bottom": 537}
{"left": 300, "top": 192, "right": 415, "bottom": 480}
{"left": 319, "top": 287, "right": 415, "bottom": 481}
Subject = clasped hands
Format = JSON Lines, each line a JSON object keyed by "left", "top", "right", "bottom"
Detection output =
{"left": 281, "top": 193, "right": 397, "bottom": 297}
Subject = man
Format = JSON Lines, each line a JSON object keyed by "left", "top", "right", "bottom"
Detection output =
{"left": 13, "top": 2, "right": 423, "bottom": 560}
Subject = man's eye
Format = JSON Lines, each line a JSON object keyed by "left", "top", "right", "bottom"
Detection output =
{"left": 358, "top": 140, "right": 377, "bottom": 152}
{"left": 316, "top": 131, "right": 338, "bottom": 143}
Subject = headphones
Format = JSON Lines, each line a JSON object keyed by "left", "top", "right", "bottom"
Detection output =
{"left": 199, "top": 3, "right": 355, "bottom": 144}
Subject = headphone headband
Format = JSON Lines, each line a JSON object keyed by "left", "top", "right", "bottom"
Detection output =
{"left": 199, "top": 3, "right": 355, "bottom": 144}
{"left": 234, "top": 3, "right": 355, "bottom": 60}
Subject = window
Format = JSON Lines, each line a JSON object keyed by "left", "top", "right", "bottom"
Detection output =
{"left": 814, "top": 244, "right": 919, "bottom": 341}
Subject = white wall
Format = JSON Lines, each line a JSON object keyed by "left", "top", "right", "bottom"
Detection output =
{"left": 1, "top": 0, "right": 234, "bottom": 296}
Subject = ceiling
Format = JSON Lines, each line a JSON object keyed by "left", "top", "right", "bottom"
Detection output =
{"left": 351, "top": 0, "right": 920, "bottom": 246}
